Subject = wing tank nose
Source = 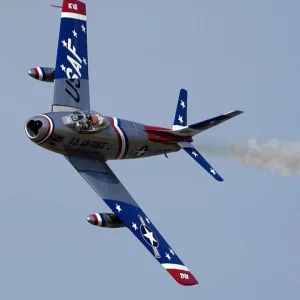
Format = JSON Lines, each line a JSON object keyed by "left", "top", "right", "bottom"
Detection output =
{"left": 87, "top": 214, "right": 98, "bottom": 225}
{"left": 27, "top": 67, "right": 55, "bottom": 82}
{"left": 27, "top": 68, "right": 37, "bottom": 79}
{"left": 25, "top": 115, "right": 54, "bottom": 145}
{"left": 86, "top": 213, "right": 125, "bottom": 228}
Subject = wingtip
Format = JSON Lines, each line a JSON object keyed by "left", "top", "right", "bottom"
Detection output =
{"left": 162, "top": 264, "right": 199, "bottom": 286}
{"left": 166, "top": 269, "right": 199, "bottom": 286}
{"left": 61, "top": 0, "right": 86, "bottom": 15}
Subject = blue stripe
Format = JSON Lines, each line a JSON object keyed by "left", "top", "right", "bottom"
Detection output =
{"left": 99, "top": 213, "right": 106, "bottom": 227}
{"left": 117, "top": 119, "right": 129, "bottom": 159}
{"left": 38, "top": 114, "right": 54, "bottom": 145}
{"left": 41, "top": 67, "right": 46, "bottom": 81}
{"left": 45, "top": 114, "right": 55, "bottom": 138}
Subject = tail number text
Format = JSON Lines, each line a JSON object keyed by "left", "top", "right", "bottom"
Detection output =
{"left": 180, "top": 273, "right": 189, "bottom": 280}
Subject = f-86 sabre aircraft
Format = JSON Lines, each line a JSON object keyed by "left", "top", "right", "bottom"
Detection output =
{"left": 25, "top": 0, "right": 243, "bottom": 286}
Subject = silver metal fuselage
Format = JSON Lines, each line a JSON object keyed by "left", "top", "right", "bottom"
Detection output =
{"left": 25, "top": 110, "right": 181, "bottom": 160}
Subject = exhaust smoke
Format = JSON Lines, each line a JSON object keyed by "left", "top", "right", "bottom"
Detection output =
{"left": 195, "top": 138, "right": 300, "bottom": 176}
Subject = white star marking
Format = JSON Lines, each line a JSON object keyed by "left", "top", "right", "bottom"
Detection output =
{"left": 81, "top": 24, "right": 86, "bottom": 33}
{"left": 180, "top": 100, "right": 185, "bottom": 109}
{"left": 61, "top": 40, "right": 67, "bottom": 47}
{"left": 178, "top": 115, "right": 184, "bottom": 124}
{"left": 116, "top": 204, "right": 122, "bottom": 213}
{"left": 169, "top": 248, "right": 175, "bottom": 255}
{"left": 210, "top": 168, "right": 216, "bottom": 175}
{"left": 143, "top": 227, "right": 157, "bottom": 246}
{"left": 132, "top": 222, "right": 138, "bottom": 231}
{"left": 192, "top": 151, "right": 198, "bottom": 157}
{"left": 72, "top": 29, "right": 78, "bottom": 38}
{"left": 145, "top": 217, "right": 150, "bottom": 224}
{"left": 60, "top": 64, "right": 66, "bottom": 72}
{"left": 166, "top": 253, "right": 171, "bottom": 260}
{"left": 82, "top": 57, "right": 87, "bottom": 65}
{"left": 209, "top": 120, "right": 216, "bottom": 125}
{"left": 134, "top": 147, "right": 148, "bottom": 157}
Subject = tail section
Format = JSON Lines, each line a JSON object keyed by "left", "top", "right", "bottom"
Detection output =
{"left": 170, "top": 89, "right": 243, "bottom": 137}
{"left": 172, "top": 89, "right": 188, "bottom": 130}
{"left": 179, "top": 142, "right": 223, "bottom": 182}
{"left": 170, "top": 110, "right": 243, "bottom": 137}
{"left": 52, "top": 0, "right": 90, "bottom": 112}
{"left": 187, "top": 110, "right": 243, "bottom": 135}
{"left": 146, "top": 89, "right": 243, "bottom": 181}
{"left": 172, "top": 89, "right": 243, "bottom": 182}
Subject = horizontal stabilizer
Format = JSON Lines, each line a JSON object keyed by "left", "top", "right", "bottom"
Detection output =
{"left": 188, "top": 110, "right": 243, "bottom": 134}
{"left": 179, "top": 142, "right": 223, "bottom": 182}
{"left": 148, "top": 110, "right": 243, "bottom": 138}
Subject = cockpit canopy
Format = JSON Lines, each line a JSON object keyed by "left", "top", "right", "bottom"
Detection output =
{"left": 62, "top": 110, "right": 109, "bottom": 133}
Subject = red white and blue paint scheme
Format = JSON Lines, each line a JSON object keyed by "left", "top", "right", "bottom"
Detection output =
{"left": 25, "top": 0, "right": 243, "bottom": 286}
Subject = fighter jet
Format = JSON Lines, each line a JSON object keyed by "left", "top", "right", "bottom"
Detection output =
{"left": 25, "top": 0, "right": 243, "bottom": 286}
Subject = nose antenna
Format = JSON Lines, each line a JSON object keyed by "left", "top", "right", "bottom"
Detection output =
{"left": 50, "top": 4, "right": 62, "bottom": 8}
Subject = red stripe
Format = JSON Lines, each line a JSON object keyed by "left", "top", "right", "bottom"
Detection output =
{"left": 144, "top": 125, "right": 193, "bottom": 143}
{"left": 62, "top": 0, "right": 86, "bottom": 15}
{"left": 166, "top": 269, "right": 198, "bottom": 286}
{"left": 144, "top": 125, "right": 170, "bottom": 131}
{"left": 42, "top": 116, "right": 51, "bottom": 137}
{"left": 34, "top": 68, "right": 39, "bottom": 79}
{"left": 93, "top": 214, "right": 98, "bottom": 225}
{"left": 145, "top": 130, "right": 193, "bottom": 144}
{"left": 110, "top": 117, "right": 122, "bottom": 159}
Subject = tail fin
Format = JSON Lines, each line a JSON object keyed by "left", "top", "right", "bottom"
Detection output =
{"left": 170, "top": 110, "right": 243, "bottom": 137}
{"left": 170, "top": 88, "right": 243, "bottom": 181}
{"left": 171, "top": 89, "right": 243, "bottom": 136}
{"left": 52, "top": 0, "right": 90, "bottom": 112}
{"left": 172, "top": 89, "right": 188, "bottom": 130}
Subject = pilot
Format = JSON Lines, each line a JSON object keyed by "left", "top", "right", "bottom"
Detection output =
{"left": 90, "top": 115, "right": 99, "bottom": 126}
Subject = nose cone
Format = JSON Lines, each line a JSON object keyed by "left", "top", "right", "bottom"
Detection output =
{"left": 87, "top": 214, "right": 99, "bottom": 226}
{"left": 25, "top": 114, "right": 54, "bottom": 145}
{"left": 87, "top": 214, "right": 96, "bottom": 225}
{"left": 27, "top": 68, "right": 38, "bottom": 79}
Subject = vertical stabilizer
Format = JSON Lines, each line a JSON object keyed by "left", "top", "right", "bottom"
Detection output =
{"left": 173, "top": 89, "right": 187, "bottom": 130}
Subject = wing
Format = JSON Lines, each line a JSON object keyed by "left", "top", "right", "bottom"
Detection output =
{"left": 52, "top": 0, "right": 90, "bottom": 112}
{"left": 65, "top": 155, "right": 198, "bottom": 286}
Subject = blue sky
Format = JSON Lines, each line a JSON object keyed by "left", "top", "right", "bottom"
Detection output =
{"left": 1, "top": 1, "right": 300, "bottom": 299}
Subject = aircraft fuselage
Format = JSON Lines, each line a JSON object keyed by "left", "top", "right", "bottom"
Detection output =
{"left": 25, "top": 110, "right": 182, "bottom": 160}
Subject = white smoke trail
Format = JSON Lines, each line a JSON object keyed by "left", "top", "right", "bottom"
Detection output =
{"left": 195, "top": 138, "right": 300, "bottom": 176}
